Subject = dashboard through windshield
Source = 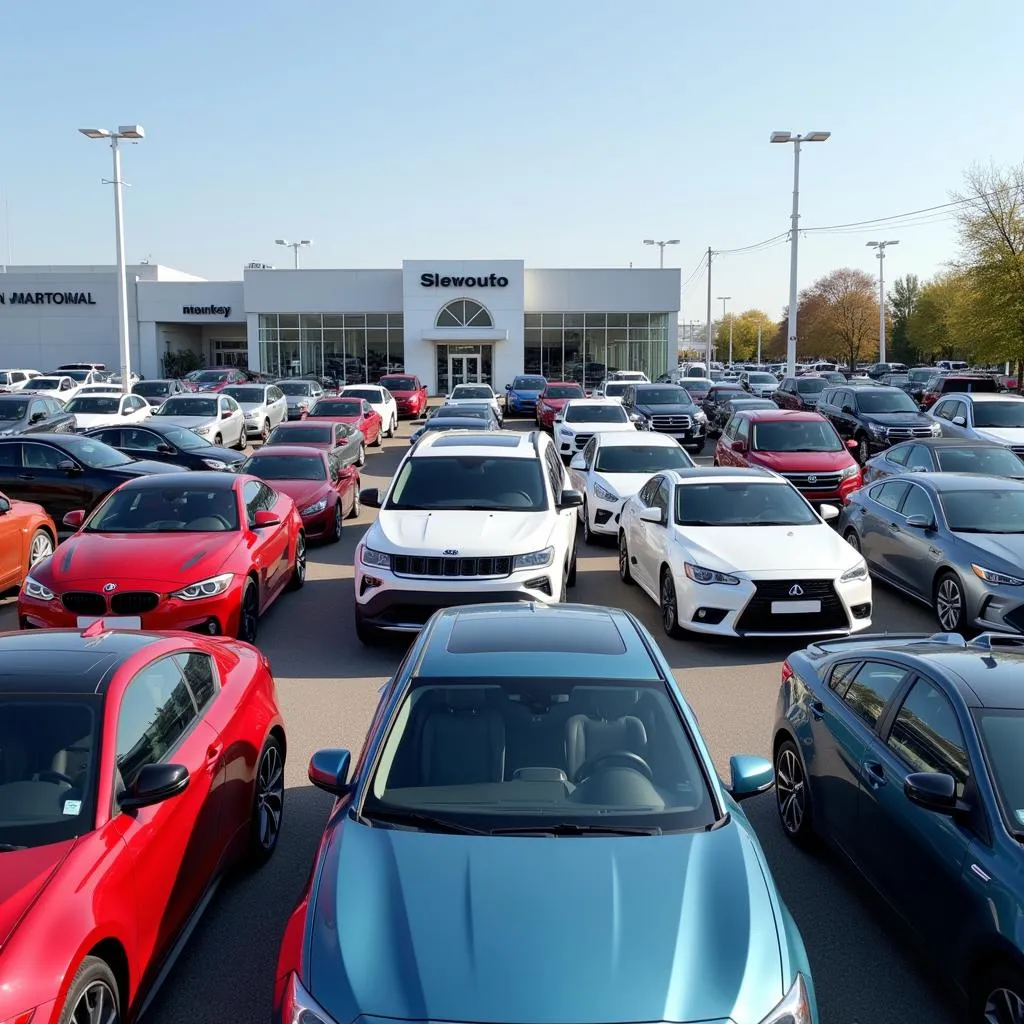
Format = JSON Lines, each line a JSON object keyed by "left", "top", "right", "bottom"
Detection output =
{"left": 387, "top": 456, "right": 547, "bottom": 511}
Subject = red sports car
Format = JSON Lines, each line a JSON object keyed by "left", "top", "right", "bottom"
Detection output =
{"left": 0, "top": 489, "right": 57, "bottom": 592}
{"left": 17, "top": 472, "right": 306, "bottom": 643}
{"left": 303, "top": 397, "right": 383, "bottom": 447}
{"left": 535, "top": 381, "right": 585, "bottom": 429}
{"left": 241, "top": 446, "right": 360, "bottom": 542}
{"left": 0, "top": 624, "right": 286, "bottom": 1024}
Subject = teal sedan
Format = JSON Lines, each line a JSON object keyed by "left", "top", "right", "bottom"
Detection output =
{"left": 274, "top": 602, "right": 816, "bottom": 1024}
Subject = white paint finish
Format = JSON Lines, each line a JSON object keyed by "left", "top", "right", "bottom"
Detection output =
{"left": 137, "top": 280, "right": 245, "bottom": 323}
{"left": 524, "top": 268, "right": 680, "bottom": 313}
{"left": 243, "top": 268, "right": 402, "bottom": 313}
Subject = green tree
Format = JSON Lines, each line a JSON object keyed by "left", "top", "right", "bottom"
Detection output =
{"left": 889, "top": 273, "right": 921, "bottom": 363}
{"left": 907, "top": 270, "right": 975, "bottom": 361}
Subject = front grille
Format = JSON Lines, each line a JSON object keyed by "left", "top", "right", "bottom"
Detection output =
{"left": 391, "top": 554, "right": 513, "bottom": 578}
{"left": 111, "top": 591, "right": 160, "bottom": 614}
{"left": 886, "top": 426, "right": 934, "bottom": 440}
{"left": 1011, "top": 446, "right": 1024, "bottom": 457}
{"left": 782, "top": 472, "right": 843, "bottom": 491}
{"left": 735, "top": 579, "right": 848, "bottom": 634}
{"left": 61, "top": 592, "right": 106, "bottom": 616}
{"left": 650, "top": 415, "right": 692, "bottom": 430}
{"left": 573, "top": 433, "right": 593, "bottom": 449}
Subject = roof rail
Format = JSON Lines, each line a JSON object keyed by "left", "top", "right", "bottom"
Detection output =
{"left": 969, "top": 632, "right": 1024, "bottom": 650}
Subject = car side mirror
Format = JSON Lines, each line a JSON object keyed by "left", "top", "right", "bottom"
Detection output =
{"left": 819, "top": 503, "right": 840, "bottom": 522}
{"left": 63, "top": 509, "right": 85, "bottom": 529}
{"left": 846, "top": 439, "right": 858, "bottom": 450}
{"left": 57, "top": 460, "right": 81, "bottom": 474}
{"left": 504, "top": 383, "right": 512, "bottom": 390}
{"left": 569, "top": 453, "right": 587, "bottom": 471}
{"left": 156, "top": 443, "right": 174, "bottom": 454}
{"left": 842, "top": 405, "right": 856, "bottom": 415}
{"left": 557, "top": 489, "right": 584, "bottom": 511}
{"left": 554, "top": 415, "right": 564, "bottom": 423}
{"left": 727, "top": 754, "right": 774, "bottom": 801}
{"left": 252, "top": 509, "right": 280, "bottom": 528}
{"left": 731, "top": 440, "right": 746, "bottom": 453}
{"left": 118, "top": 763, "right": 190, "bottom": 810}
{"left": 903, "top": 771, "right": 958, "bottom": 814}
{"left": 30, "top": 411, "right": 46, "bottom": 423}
{"left": 905, "top": 513, "right": 934, "bottom": 529}
{"left": 0, "top": 496, "right": 9, "bottom": 514}
{"left": 308, "top": 748, "right": 353, "bottom": 797}
{"left": 951, "top": 416, "right": 966, "bottom": 426}
{"left": 360, "top": 487, "right": 381, "bottom": 508}
{"left": 639, "top": 506, "right": 663, "bottom": 524}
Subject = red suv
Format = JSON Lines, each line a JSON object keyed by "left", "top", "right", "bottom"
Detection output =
{"left": 714, "top": 408, "right": 862, "bottom": 506}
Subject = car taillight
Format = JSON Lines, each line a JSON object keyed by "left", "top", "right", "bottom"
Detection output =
{"left": 781, "top": 659, "right": 794, "bottom": 684}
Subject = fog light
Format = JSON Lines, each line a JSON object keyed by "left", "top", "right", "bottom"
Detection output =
{"left": 207, "top": 618, "right": 220, "bottom": 635}
{"left": 361, "top": 575, "right": 383, "bottom": 595}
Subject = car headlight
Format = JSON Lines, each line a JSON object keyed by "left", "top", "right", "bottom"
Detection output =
{"left": 171, "top": 573, "right": 234, "bottom": 601}
{"left": 193, "top": 425, "right": 211, "bottom": 436}
{"left": 245, "top": 411, "right": 260, "bottom": 420}
{"left": 23, "top": 575, "right": 55, "bottom": 601}
{"left": 279, "top": 972, "right": 336, "bottom": 1024}
{"left": 300, "top": 498, "right": 328, "bottom": 516}
{"left": 840, "top": 562, "right": 869, "bottom": 583}
{"left": 758, "top": 972, "right": 812, "bottom": 1024}
{"left": 868, "top": 423, "right": 887, "bottom": 437}
{"left": 594, "top": 483, "right": 619, "bottom": 502}
{"left": 839, "top": 462, "right": 861, "bottom": 479}
{"left": 513, "top": 547, "right": 555, "bottom": 570}
{"left": 361, "top": 546, "right": 392, "bottom": 569}
{"left": 972, "top": 563, "right": 1024, "bottom": 586}
{"left": 684, "top": 562, "right": 741, "bottom": 586}
{"left": 202, "top": 458, "right": 229, "bottom": 470}
{"left": 693, "top": 410, "right": 707, "bottom": 422}
{"left": 930, "top": 421, "right": 943, "bottom": 435}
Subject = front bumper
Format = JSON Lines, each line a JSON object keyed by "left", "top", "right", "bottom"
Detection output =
{"left": 969, "top": 579, "right": 1024, "bottom": 634}
{"left": 583, "top": 493, "right": 625, "bottom": 535}
{"left": 395, "top": 398, "right": 424, "bottom": 417}
{"left": 506, "top": 395, "right": 538, "bottom": 414}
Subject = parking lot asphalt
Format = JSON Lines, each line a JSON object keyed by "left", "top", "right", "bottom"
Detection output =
{"left": 0, "top": 416, "right": 956, "bottom": 1024}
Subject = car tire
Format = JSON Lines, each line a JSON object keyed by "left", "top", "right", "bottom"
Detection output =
{"left": 972, "top": 964, "right": 1024, "bottom": 1024}
{"left": 260, "top": 419, "right": 271, "bottom": 442}
{"left": 581, "top": 500, "right": 595, "bottom": 545}
{"left": 287, "top": 533, "right": 307, "bottom": 591}
{"left": 237, "top": 578, "right": 260, "bottom": 643}
{"left": 58, "top": 956, "right": 121, "bottom": 1024}
{"left": 566, "top": 538, "right": 578, "bottom": 587}
{"left": 213, "top": 433, "right": 223, "bottom": 446}
{"left": 687, "top": 440, "right": 705, "bottom": 456}
{"left": 934, "top": 570, "right": 967, "bottom": 633}
{"left": 356, "top": 443, "right": 366, "bottom": 467}
{"left": 618, "top": 531, "right": 634, "bottom": 585}
{"left": 372, "top": 425, "right": 383, "bottom": 447}
{"left": 348, "top": 483, "right": 361, "bottom": 519}
{"left": 355, "top": 610, "right": 386, "bottom": 646}
{"left": 27, "top": 528, "right": 54, "bottom": 568}
{"left": 844, "top": 528, "right": 862, "bottom": 553}
{"left": 856, "top": 434, "right": 870, "bottom": 465}
{"left": 660, "top": 568, "right": 684, "bottom": 639}
{"left": 330, "top": 502, "right": 343, "bottom": 542}
{"left": 774, "top": 738, "right": 815, "bottom": 847}
{"left": 245, "top": 735, "right": 285, "bottom": 868}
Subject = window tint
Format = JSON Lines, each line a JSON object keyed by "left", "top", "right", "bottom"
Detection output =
{"left": 933, "top": 401, "right": 953, "bottom": 420}
{"left": 123, "top": 428, "right": 162, "bottom": 451}
{"left": 115, "top": 657, "right": 198, "bottom": 789}
{"left": 543, "top": 444, "right": 563, "bottom": 498}
{"left": 90, "top": 429, "right": 122, "bottom": 446}
{"left": 638, "top": 476, "right": 661, "bottom": 506}
{"left": 583, "top": 437, "right": 597, "bottom": 469}
{"left": 887, "top": 678, "right": 969, "bottom": 797}
{"left": 886, "top": 444, "right": 911, "bottom": 466}
{"left": 838, "top": 661, "right": 907, "bottom": 728}
{"left": 175, "top": 652, "right": 218, "bottom": 711}
{"left": 0, "top": 442, "right": 19, "bottom": 467}
{"left": 828, "top": 661, "right": 861, "bottom": 693}
{"left": 651, "top": 479, "right": 670, "bottom": 521}
{"left": 905, "top": 445, "right": 933, "bottom": 471}
{"left": 900, "top": 484, "right": 934, "bottom": 520}
{"left": 871, "top": 480, "right": 910, "bottom": 512}
{"left": 736, "top": 417, "right": 751, "bottom": 443}
{"left": 23, "top": 443, "right": 66, "bottom": 470}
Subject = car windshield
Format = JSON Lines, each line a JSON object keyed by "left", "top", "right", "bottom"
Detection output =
{"left": 310, "top": 400, "right": 362, "bottom": 417}
{"left": 935, "top": 447, "right": 1024, "bottom": 476}
{"left": 134, "top": 382, "right": 171, "bottom": 396}
{"left": 595, "top": 444, "right": 694, "bottom": 473}
{"left": 268, "top": 425, "right": 336, "bottom": 444}
{"left": 451, "top": 386, "right": 492, "bottom": 400}
{"left": 422, "top": 420, "right": 490, "bottom": 433}
{"left": 821, "top": 372, "right": 846, "bottom": 384}
{"left": 55, "top": 436, "right": 132, "bottom": 468}
{"left": 940, "top": 489, "right": 1024, "bottom": 534}
{"left": 342, "top": 389, "right": 382, "bottom": 403}
{"left": 603, "top": 383, "right": 631, "bottom": 397}
{"left": 676, "top": 482, "right": 819, "bottom": 527}
{"left": 972, "top": 402, "right": 1024, "bottom": 428}
{"left": 857, "top": 390, "right": 919, "bottom": 413}
{"left": 0, "top": 398, "right": 28, "bottom": 421}
{"left": 276, "top": 381, "right": 314, "bottom": 396}
{"left": 221, "top": 387, "right": 266, "bottom": 404}
{"left": 886, "top": 374, "right": 910, "bottom": 385}
{"left": 727, "top": 399, "right": 775, "bottom": 412}
{"left": 86, "top": 486, "right": 240, "bottom": 532}
{"left": 748, "top": 373, "right": 776, "bottom": 384}
{"left": 909, "top": 368, "right": 934, "bottom": 382}
{"left": 361, "top": 677, "right": 715, "bottom": 833}
{"left": 544, "top": 386, "right": 584, "bottom": 399}
{"left": 0, "top": 697, "right": 100, "bottom": 849}
{"left": 973, "top": 709, "right": 1024, "bottom": 837}
{"left": 242, "top": 453, "right": 326, "bottom": 481}
{"left": 195, "top": 371, "right": 229, "bottom": 383}
{"left": 63, "top": 370, "right": 90, "bottom": 382}
{"left": 797, "top": 379, "right": 826, "bottom": 394}
{"left": 637, "top": 388, "right": 691, "bottom": 406}
{"left": 32, "top": 379, "right": 63, "bottom": 390}
{"left": 383, "top": 377, "right": 417, "bottom": 390}
{"left": 564, "top": 404, "right": 629, "bottom": 423}
{"left": 752, "top": 420, "right": 843, "bottom": 452}
{"left": 679, "top": 380, "right": 710, "bottom": 394}
{"left": 157, "top": 398, "right": 219, "bottom": 418}
{"left": 434, "top": 406, "right": 489, "bottom": 419}
{"left": 513, "top": 376, "right": 546, "bottom": 389}
{"left": 387, "top": 456, "right": 547, "bottom": 512}
{"left": 158, "top": 425, "right": 210, "bottom": 450}
{"left": 712, "top": 387, "right": 744, "bottom": 401}
{"left": 64, "top": 397, "right": 120, "bottom": 414}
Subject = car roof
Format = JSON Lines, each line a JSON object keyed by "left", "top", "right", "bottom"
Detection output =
{"left": 666, "top": 466, "right": 778, "bottom": 484}
{"left": 887, "top": 437, "right": 1008, "bottom": 449}
{"left": 244, "top": 444, "right": 326, "bottom": 459}
{"left": 542, "top": 381, "right": 582, "bottom": 388}
{"left": 413, "top": 430, "right": 536, "bottom": 456}
{"left": 733, "top": 409, "right": 826, "bottom": 422}
{"left": 595, "top": 431, "right": 681, "bottom": 447}
{"left": 943, "top": 392, "right": 1021, "bottom": 402}
{"left": 887, "top": 472, "right": 1024, "bottom": 493}
{"left": 117, "top": 471, "right": 239, "bottom": 491}
{"left": 414, "top": 603, "right": 664, "bottom": 681}
{"left": 272, "top": 420, "right": 333, "bottom": 430}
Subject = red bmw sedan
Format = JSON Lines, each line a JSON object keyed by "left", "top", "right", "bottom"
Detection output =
{"left": 303, "top": 397, "right": 383, "bottom": 447}
{"left": 535, "top": 381, "right": 585, "bottom": 429}
{"left": 0, "top": 624, "right": 286, "bottom": 1024}
{"left": 17, "top": 472, "right": 306, "bottom": 643}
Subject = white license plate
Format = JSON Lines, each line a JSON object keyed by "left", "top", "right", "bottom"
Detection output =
{"left": 771, "top": 600, "right": 821, "bottom": 615}
{"left": 76, "top": 616, "right": 142, "bottom": 629}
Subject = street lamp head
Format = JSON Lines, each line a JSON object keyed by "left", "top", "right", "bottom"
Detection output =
{"left": 805, "top": 131, "right": 831, "bottom": 142}
{"left": 866, "top": 241, "right": 879, "bottom": 247}
{"left": 717, "top": 295, "right": 732, "bottom": 300}
{"left": 299, "top": 240, "right": 312, "bottom": 245}
{"left": 78, "top": 128, "right": 111, "bottom": 139}
{"left": 666, "top": 239, "right": 680, "bottom": 245}
{"left": 643, "top": 239, "right": 655, "bottom": 245}
{"left": 885, "top": 239, "right": 900, "bottom": 246}
{"left": 275, "top": 239, "right": 288, "bottom": 246}
{"left": 770, "top": 132, "right": 792, "bottom": 143}
{"left": 117, "top": 125, "right": 145, "bottom": 139}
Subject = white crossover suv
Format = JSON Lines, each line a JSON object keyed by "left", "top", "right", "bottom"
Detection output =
{"left": 353, "top": 429, "right": 583, "bottom": 644}
{"left": 553, "top": 398, "right": 636, "bottom": 460}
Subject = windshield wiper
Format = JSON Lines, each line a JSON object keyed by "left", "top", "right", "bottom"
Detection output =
{"left": 361, "top": 808, "right": 488, "bottom": 835}
{"left": 0, "top": 842, "right": 27, "bottom": 852}
{"left": 489, "top": 822, "right": 662, "bottom": 836}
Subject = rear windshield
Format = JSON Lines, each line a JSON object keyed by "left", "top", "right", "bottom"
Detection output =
{"left": 310, "top": 400, "right": 362, "bottom": 417}
{"left": 382, "top": 377, "right": 417, "bottom": 390}
{"left": 544, "top": 385, "right": 584, "bottom": 399}
{"left": 943, "top": 377, "right": 997, "bottom": 393}
{"left": 796, "top": 379, "right": 826, "bottom": 394}
{"left": 242, "top": 453, "right": 326, "bottom": 480}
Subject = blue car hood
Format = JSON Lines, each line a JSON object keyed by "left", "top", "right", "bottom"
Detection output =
{"left": 306, "top": 819, "right": 784, "bottom": 1024}
{"left": 510, "top": 389, "right": 542, "bottom": 399}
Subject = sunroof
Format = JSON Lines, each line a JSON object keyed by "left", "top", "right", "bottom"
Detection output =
{"left": 447, "top": 611, "right": 627, "bottom": 655}
{"left": 430, "top": 434, "right": 522, "bottom": 448}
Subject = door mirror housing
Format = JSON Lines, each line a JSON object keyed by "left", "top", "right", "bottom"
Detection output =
{"left": 359, "top": 487, "right": 381, "bottom": 509}
{"left": 0, "top": 496, "right": 9, "bottom": 514}
{"left": 557, "top": 489, "right": 584, "bottom": 511}
{"left": 639, "top": 506, "right": 663, "bottom": 524}
{"left": 569, "top": 453, "right": 587, "bottom": 471}
{"left": 57, "top": 460, "right": 81, "bottom": 474}
{"left": 846, "top": 438, "right": 859, "bottom": 450}
{"left": 30, "top": 411, "right": 46, "bottom": 423}
{"left": 504, "top": 383, "right": 512, "bottom": 391}
{"left": 221, "top": 410, "right": 232, "bottom": 419}
{"left": 252, "top": 509, "right": 280, "bottom": 528}
{"left": 731, "top": 439, "right": 747, "bottom": 453}
{"left": 118, "top": 763, "right": 190, "bottom": 810}
{"left": 727, "top": 754, "right": 774, "bottom": 801}
{"left": 122, "top": 407, "right": 132, "bottom": 416}
{"left": 842, "top": 405, "right": 856, "bottom": 415}
{"left": 951, "top": 415, "right": 966, "bottom": 426}
{"left": 553, "top": 415, "right": 564, "bottom": 424}
{"left": 819, "top": 503, "right": 840, "bottom": 522}
{"left": 905, "top": 513, "right": 934, "bottom": 529}
{"left": 903, "top": 771, "right": 958, "bottom": 814}
{"left": 308, "top": 748, "right": 354, "bottom": 797}
{"left": 156, "top": 443, "right": 174, "bottom": 454}
{"left": 63, "top": 509, "right": 86, "bottom": 529}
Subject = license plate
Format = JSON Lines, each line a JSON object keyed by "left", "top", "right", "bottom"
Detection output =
{"left": 771, "top": 600, "right": 821, "bottom": 615}
{"left": 76, "top": 615, "right": 142, "bottom": 629}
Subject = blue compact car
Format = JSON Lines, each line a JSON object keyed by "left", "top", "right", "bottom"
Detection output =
{"left": 774, "top": 629, "right": 1024, "bottom": 1022}
{"left": 275, "top": 602, "right": 817, "bottom": 1024}
{"left": 504, "top": 374, "right": 547, "bottom": 416}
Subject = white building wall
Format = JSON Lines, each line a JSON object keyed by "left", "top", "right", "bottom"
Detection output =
{"left": 242, "top": 269, "right": 402, "bottom": 313}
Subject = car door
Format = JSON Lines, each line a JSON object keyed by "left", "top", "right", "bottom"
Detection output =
{"left": 885, "top": 482, "right": 944, "bottom": 600}
{"left": 636, "top": 476, "right": 671, "bottom": 588}
{"left": 244, "top": 479, "right": 290, "bottom": 603}
{"left": 627, "top": 475, "right": 661, "bottom": 591}
{"left": 0, "top": 491, "right": 27, "bottom": 587}
{"left": 571, "top": 436, "right": 597, "bottom": 496}
{"left": 19, "top": 440, "right": 95, "bottom": 521}
{"left": 125, "top": 394, "right": 150, "bottom": 422}
{"left": 361, "top": 400, "right": 380, "bottom": 443}
{"left": 542, "top": 442, "right": 576, "bottom": 556}
{"left": 267, "top": 386, "right": 287, "bottom": 427}
{"left": 931, "top": 399, "right": 955, "bottom": 436}
{"left": 856, "top": 480, "right": 910, "bottom": 579}
{"left": 219, "top": 396, "right": 243, "bottom": 446}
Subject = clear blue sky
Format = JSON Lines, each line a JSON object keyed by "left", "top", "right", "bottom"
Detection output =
{"left": 2, "top": 0, "right": 1020, "bottom": 321}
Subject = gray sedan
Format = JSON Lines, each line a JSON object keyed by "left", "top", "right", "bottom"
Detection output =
{"left": 839, "top": 473, "right": 1024, "bottom": 634}
{"left": 0, "top": 393, "right": 76, "bottom": 436}
{"left": 862, "top": 437, "right": 1024, "bottom": 484}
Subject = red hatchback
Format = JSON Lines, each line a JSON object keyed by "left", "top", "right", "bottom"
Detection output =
{"left": 241, "top": 445, "right": 360, "bottom": 543}
{"left": 378, "top": 374, "right": 428, "bottom": 418}
{"left": 714, "top": 408, "right": 862, "bottom": 506}
{"left": 17, "top": 472, "right": 306, "bottom": 643}
{"left": 535, "top": 381, "right": 585, "bottom": 429}
{"left": 0, "top": 625, "right": 285, "bottom": 1024}
{"left": 304, "top": 397, "right": 383, "bottom": 447}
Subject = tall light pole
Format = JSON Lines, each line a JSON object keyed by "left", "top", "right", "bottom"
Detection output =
{"left": 79, "top": 125, "right": 144, "bottom": 394}
{"left": 867, "top": 240, "right": 899, "bottom": 363}
{"left": 770, "top": 131, "right": 831, "bottom": 378}
{"left": 643, "top": 238, "right": 680, "bottom": 268}
{"left": 717, "top": 296, "right": 732, "bottom": 365}
{"left": 276, "top": 238, "right": 311, "bottom": 268}
{"left": 757, "top": 323, "right": 762, "bottom": 365}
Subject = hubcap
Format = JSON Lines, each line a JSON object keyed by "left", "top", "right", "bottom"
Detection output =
{"left": 29, "top": 533, "right": 53, "bottom": 565}
{"left": 985, "top": 988, "right": 1024, "bottom": 1024}
{"left": 295, "top": 537, "right": 306, "bottom": 580}
{"left": 845, "top": 530, "right": 860, "bottom": 552}
{"left": 255, "top": 744, "right": 284, "bottom": 850}
{"left": 619, "top": 537, "right": 628, "bottom": 577}
{"left": 661, "top": 576, "right": 676, "bottom": 630}
{"left": 70, "top": 980, "right": 118, "bottom": 1024}
{"left": 937, "top": 579, "right": 962, "bottom": 630}
{"left": 776, "top": 748, "right": 806, "bottom": 834}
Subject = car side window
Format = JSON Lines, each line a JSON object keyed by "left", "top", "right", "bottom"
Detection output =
{"left": 904, "top": 445, "right": 933, "bottom": 471}
{"left": 886, "top": 444, "right": 911, "bottom": 466}
{"left": 722, "top": 416, "right": 737, "bottom": 440}
{"left": 0, "top": 441, "right": 20, "bottom": 467}
{"left": 899, "top": 483, "right": 935, "bottom": 521}
{"left": 886, "top": 678, "right": 969, "bottom": 797}
{"left": 174, "top": 651, "right": 219, "bottom": 712}
{"left": 638, "top": 476, "right": 660, "bottom": 506}
{"left": 22, "top": 442, "right": 65, "bottom": 470}
{"left": 870, "top": 480, "right": 910, "bottom": 511}
{"left": 123, "top": 428, "right": 162, "bottom": 451}
{"left": 951, "top": 401, "right": 968, "bottom": 422}
{"left": 115, "top": 657, "right": 199, "bottom": 791}
{"left": 836, "top": 661, "right": 908, "bottom": 729}
{"left": 327, "top": 452, "right": 342, "bottom": 482}
{"left": 933, "top": 400, "right": 952, "bottom": 420}
{"left": 583, "top": 437, "right": 598, "bottom": 469}
{"left": 651, "top": 480, "right": 670, "bottom": 522}
{"left": 828, "top": 661, "right": 861, "bottom": 692}
{"left": 735, "top": 417, "right": 750, "bottom": 443}
{"left": 543, "top": 443, "right": 564, "bottom": 496}
{"left": 91, "top": 428, "right": 122, "bottom": 446}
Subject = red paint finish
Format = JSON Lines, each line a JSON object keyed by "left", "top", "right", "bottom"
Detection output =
{"left": 535, "top": 382, "right": 585, "bottom": 429}
{"left": 379, "top": 375, "right": 427, "bottom": 418}
{"left": 0, "top": 491, "right": 57, "bottom": 592}
{"left": 304, "top": 399, "right": 382, "bottom": 446}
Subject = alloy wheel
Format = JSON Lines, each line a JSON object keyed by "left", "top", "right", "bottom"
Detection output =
{"left": 292, "top": 534, "right": 307, "bottom": 585}
{"left": 857, "top": 436, "right": 870, "bottom": 464}
{"left": 213, "top": 433, "right": 223, "bottom": 446}
{"left": 985, "top": 987, "right": 1024, "bottom": 1024}
{"left": 776, "top": 746, "right": 806, "bottom": 835}
{"left": 582, "top": 500, "right": 593, "bottom": 544}
{"left": 844, "top": 529, "right": 861, "bottom": 553}
{"left": 332, "top": 503, "right": 343, "bottom": 541}
{"left": 239, "top": 583, "right": 259, "bottom": 643}
{"left": 350, "top": 486, "right": 361, "bottom": 519}
{"left": 29, "top": 531, "right": 53, "bottom": 566}
{"left": 936, "top": 576, "right": 964, "bottom": 631}
{"left": 254, "top": 743, "right": 284, "bottom": 853}
{"left": 70, "top": 980, "right": 118, "bottom": 1024}
{"left": 261, "top": 420, "right": 270, "bottom": 442}
{"left": 660, "top": 572, "right": 679, "bottom": 636}
{"left": 357, "top": 443, "right": 366, "bottom": 467}
{"left": 618, "top": 533, "right": 632, "bottom": 583}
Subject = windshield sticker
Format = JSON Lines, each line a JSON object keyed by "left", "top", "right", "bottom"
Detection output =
{"left": 63, "top": 799, "right": 83, "bottom": 816}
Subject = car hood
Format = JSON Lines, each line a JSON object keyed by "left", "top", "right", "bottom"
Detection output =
{"left": 539, "top": 397, "right": 577, "bottom": 408}
{"left": 272, "top": 480, "right": 330, "bottom": 509}
{"left": 862, "top": 411, "right": 931, "bottom": 426}
{"left": 307, "top": 821, "right": 783, "bottom": 1024}
{"left": 749, "top": 450, "right": 855, "bottom": 473}
{"left": 957, "top": 532, "right": 1024, "bottom": 567}
{"left": 70, "top": 413, "right": 125, "bottom": 429}
{"left": 115, "top": 459, "right": 184, "bottom": 477}
{"left": 510, "top": 389, "right": 543, "bottom": 398}
{"left": 41, "top": 531, "right": 236, "bottom": 587}
{"left": 972, "top": 427, "right": 1024, "bottom": 445}
{"left": 374, "top": 510, "right": 554, "bottom": 554}
{"left": 561, "top": 421, "right": 634, "bottom": 434}
{"left": 595, "top": 472, "right": 658, "bottom": 500}
{"left": 679, "top": 523, "right": 860, "bottom": 574}
{"left": 237, "top": 402, "right": 267, "bottom": 413}
{"left": 0, "top": 839, "right": 76, "bottom": 951}
{"left": 635, "top": 403, "right": 699, "bottom": 416}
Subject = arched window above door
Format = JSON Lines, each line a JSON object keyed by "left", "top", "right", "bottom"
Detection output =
{"left": 435, "top": 299, "right": 493, "bottom": 329}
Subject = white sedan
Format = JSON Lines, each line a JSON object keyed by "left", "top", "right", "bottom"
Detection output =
{"left": 618, "top": 466, "right": 872, "bottom": 639}
{"left": 445, "top": 383, "right": 503, "bottom": 424}
{"left": 64, "top": 392, "right": 152, "bottom": 430}
{"left": 568, "top": 432, "right": 695, "bottom": 544}
{"left": 553, "top": 398, "right": 636, "bottom": 460}
{"left": 221, "top": 383, "right": 289, "bottom": 441}
{"left": 151, "top": 394, "right": 246, "bottom": 449}
{"left": 340, "top": 384, "right": 399, "bottom": 438}
{"left": 26, "top": 375, "right": 83, "bottom": 401}
{"left": 76, "top": 384, "right": 124, "bottom": 397}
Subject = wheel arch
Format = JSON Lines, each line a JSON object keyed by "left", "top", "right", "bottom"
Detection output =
{"left": 268, "top": 723, "right": 287, "bottom": 764}
{"left": 967, "top": 935, "right": 1024, "bottom": 1003}
{"left": 88, "top": 937, "right": 130, "bottom": 1013}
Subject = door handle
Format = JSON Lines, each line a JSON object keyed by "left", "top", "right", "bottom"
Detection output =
{"left": 862, "top": 760, "right": 887, "bottom": 787}
{"left": 809, "top": 699, "right": 825, "bottom": 720}
{"left": 18, "top": 473, "right": 33, "bottom": 480}
{"left": 205, "top": 743, "right": 223, "bottom": 771}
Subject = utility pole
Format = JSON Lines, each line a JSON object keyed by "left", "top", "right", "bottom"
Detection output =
{"left": 867, "top": 240, "right": 899, "bottom": 363}
{"left": 704, "top": 247, "right": 713, "bottom": 367}
{"left": 757, "top": 323, "right": 762, "bottom": 365}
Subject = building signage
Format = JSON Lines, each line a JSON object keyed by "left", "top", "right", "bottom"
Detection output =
{"left": 182, "top": 304, "right": 232, "bottom": 318}
{"left": 420, "top": 272, "right": 509, "bottom": 288}
{"left": 0, "top": 291, "right": 96, "bottom": 306}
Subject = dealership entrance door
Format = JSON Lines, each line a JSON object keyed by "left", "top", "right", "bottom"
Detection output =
{"left": 449, "top": 353, "right": 481, "bottom": 388}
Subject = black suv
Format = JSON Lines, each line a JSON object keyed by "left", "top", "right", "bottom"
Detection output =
{"left": 818, "top": 383, "right": 940, "bottom": 463}
{"left": 620, "top": 383, "right": 706, "bottom": 454}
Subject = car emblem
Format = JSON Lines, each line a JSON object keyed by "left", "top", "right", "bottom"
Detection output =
{"left": 789, "top": 584, "right": 804, "bottom": 597}
{"left": 806, "top": 475, "right": 818, "bottom": 484}
{"left": 443, "top": 549, "right": 459, "bottom": 556}
{"left": 103, "top": 583, "right": 118, "bottom": 593}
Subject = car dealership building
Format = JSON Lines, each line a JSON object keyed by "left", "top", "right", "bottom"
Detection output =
{"left": 0, "top": 259, "right": 680, "bottom": 394}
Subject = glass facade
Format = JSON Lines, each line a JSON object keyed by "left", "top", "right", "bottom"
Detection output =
{"left": 523, "top": 312, "right": 671, "bottom": 386}
{"left": 435, "top": 343, "right": 493, "bottom": 395}
{"left": 258, "top": 313, "right": 404, "bottom": 383}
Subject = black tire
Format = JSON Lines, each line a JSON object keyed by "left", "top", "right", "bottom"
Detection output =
{"left": 581, "top": 500, "right": 595, "bottom": 545}
{"left": 260, "top": 419, "right": 271, "bottom": 442}
{"left": 856, "top": 434, "right": 870, "bottom": 465}
{"left": 330, "top": 502, "right": 343, "bottom": 543}
{"left": 844, "top": 528, "right": 862, "bottom": 553}
{"left": 287, "top": 533, "right": 306, "bottom": 590}
{"left": 618, "top": 531, "right": 634, "bottom": 585}
{"left": 372, "top": 424, "right": 383, "bottom": 447}
{"left": 356, "top": 443, "right": 366, "bottom": 468}
{"left": 348, "top": 483, "right": 361, "bottom": 519}
{"left": 934, "top": 570, "right": 967, "bottom": 633}
{"left": 712, "top": 458, "right": 720, "bottom": 467}
{"left": 972, "top": 964, "right": 1024, "bottom": 1024}
{"left": 660, "top": 568, "right": 684, "bottom": 639}
{"left": 213, "top": 433, "right": 223, "bottom": 446}
{"left": 774, "top": 738, "right": 815, "bottom": 846}
{"left": 58, "top": 956, "right": 121, "bottom": 1024}
{"left": 28, "top": 528, "right": 54, "bottom": 568}
{"left": 566, "top": 538, "right": 578, "bottom": 587}
{"left": 237, "top": 578, "right": 259, "bottom": 644}
{"left": 355, "top": 610, "right": 386, "bottom": 646}
{"left": 245, "top": 735, "right": 285, "bottom": 867}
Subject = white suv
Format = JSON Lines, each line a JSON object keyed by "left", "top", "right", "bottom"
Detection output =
{"left": 553, "top": 398, "right": 636, "bottom": 460}
{"left": 353, "top": 430, "right": 582, "bottom": 644}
